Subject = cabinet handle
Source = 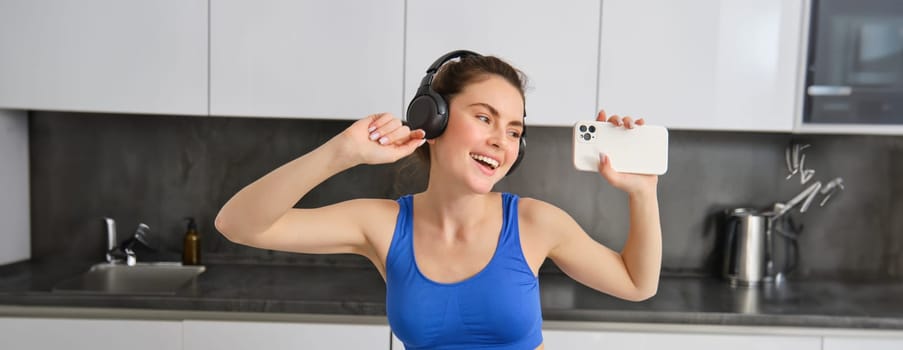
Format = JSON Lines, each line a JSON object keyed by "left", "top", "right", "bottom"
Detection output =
{"left": 807, "top": 85, "right": 852, "bottom": 96}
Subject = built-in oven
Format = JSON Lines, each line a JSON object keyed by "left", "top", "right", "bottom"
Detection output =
{"left": 803, "top": 0, "right": 903, "bottom": 125}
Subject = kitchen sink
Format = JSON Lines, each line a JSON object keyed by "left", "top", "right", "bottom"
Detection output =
{"left": 52, "top": 262, "right": 205, "bottom": 295}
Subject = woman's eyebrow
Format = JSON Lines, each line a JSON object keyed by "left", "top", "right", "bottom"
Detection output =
{"left": 468, "top": 102, "right": 523, "bottom": 128}
{"left": 468, "top": 102, "right": 500, "bottom": 117}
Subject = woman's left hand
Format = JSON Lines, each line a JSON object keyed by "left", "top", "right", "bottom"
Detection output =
{"left": 595, "top": 110, "right": 659, "bottom": 196}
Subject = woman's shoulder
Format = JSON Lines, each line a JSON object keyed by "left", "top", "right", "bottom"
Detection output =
{"left": 513, "top": 194, "right": 574, "bottom": 227}
{"left": 332, "top": 197, "right": 403, "bottom": 225}
{"left": 344, "top": 197, "right": 402, "bottom": 213}
{"left": 339, "top": 197, "right": 405, "bottom": 240}
{"left": 512, "top": 194, "right": 580, "bottom": 253}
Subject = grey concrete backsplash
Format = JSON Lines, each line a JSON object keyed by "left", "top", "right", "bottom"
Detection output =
{"left": 28, "top": 111, "right": 903, "bottom": 280}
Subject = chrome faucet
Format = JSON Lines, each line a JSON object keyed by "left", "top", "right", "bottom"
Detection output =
{"left": 104, "top": 217, "right": 150, "bottom": 266}
{"left": 104, "top": 217, "right": 117, "bottom": 263}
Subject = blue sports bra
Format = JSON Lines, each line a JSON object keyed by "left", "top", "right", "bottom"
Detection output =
{"left": 385, "top": 193, "right": 543, "bottom": 350}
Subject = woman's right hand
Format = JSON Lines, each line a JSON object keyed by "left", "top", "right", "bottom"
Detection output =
{"left": 337, "top": 113, "right": 427, "bottom": 165}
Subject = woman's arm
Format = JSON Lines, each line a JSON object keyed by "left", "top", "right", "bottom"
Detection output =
{"left": 214, "top": 113, "right": 425, "bottom": 255}
{"left": 542, "top": 110, "right": 662, "bottom": 301}
{"left": 620, "top": 187, "right": 662, "bottom": 298}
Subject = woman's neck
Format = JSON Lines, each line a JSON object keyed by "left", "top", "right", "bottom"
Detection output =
{"left": 415, "top": 187, "right": 499, "bottom": 243}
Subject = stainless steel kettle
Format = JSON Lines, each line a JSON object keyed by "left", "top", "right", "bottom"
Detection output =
{"left": 721, "top": 208, "right": 775, "bottom": 286}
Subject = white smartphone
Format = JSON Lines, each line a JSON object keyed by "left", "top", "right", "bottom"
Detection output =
{"left": 572, "top": 121, "right": 669, "bottom": 175}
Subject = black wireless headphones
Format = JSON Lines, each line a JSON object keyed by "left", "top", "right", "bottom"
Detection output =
{"left": 405, "top": 50, "right": 527, "bottom": 175}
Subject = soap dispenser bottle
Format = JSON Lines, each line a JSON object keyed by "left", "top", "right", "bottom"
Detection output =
{"left": 182, "top": 217, "right": 201, "bottom": 265}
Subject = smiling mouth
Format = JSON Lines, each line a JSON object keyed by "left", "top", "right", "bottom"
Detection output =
{"left": 469, "top": 153, "right": 500, "bottom": 170}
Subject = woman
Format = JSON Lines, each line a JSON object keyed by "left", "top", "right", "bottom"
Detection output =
{"left": 215, "top": 52, "right": 662, "bottom": 350}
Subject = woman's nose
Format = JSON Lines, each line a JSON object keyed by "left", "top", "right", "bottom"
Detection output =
{"left": 488, "top": 129, "right": 510, "bottom": 150}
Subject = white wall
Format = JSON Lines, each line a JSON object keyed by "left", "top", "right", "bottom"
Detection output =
{"left": 0, "top": 109, "right": 29, "bottom": 264}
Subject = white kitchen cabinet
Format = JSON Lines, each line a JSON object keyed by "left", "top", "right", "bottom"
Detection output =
{"left": 597, "top": 0, "right": 805, "bottom": 132}
{"left": 0, "top": 110, "right": 29, "bottom": 265}
{"left": 0, "top": 0, "right": 208, "bottom": 116}
{"left": 823, "top": 335, "right": 903, "bottom": 350}
{"left": 183, "top": 320, "right": 391, "bottom": 350}
{"left": 405, "top": 0, "right": 601, "bottom": 127}
{"left": 542, "top": 329, "right": 821, "bottom": 350}
{"left": 0, "top": 317, "right": 181, "bottom": 350}
{"left": 392, "top": 333, "right": 404, "bottom": 349}
{"left": 210, "top": 0, "right": 404, "bottom": 120}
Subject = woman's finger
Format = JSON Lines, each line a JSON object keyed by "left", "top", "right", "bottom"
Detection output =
{"left": 367, "top": 113, "right": 397, "bottom": 133}
{"left": 378, "top": 124, "right": 415, "bottom": 145}
{"left": 597, "top": 153, "right": 620, "bottom": 185}
{"left": 623, "top": 116, "right": 634, "bottom": 129}
{"left": 596, "top": 109, "right": 607, "bottom": 122}
{"left": 398, "top": 131, "right": 428, "bottom": 154}
{"left": 369, "top": 116, "right": 402, "bottom": 143}
{"left": 367, "top": 113, "right": 391, "bottom": 132}
{"left": 608, "top": 115, "right": 622, "bottom": 126}
{"left": 636, "top": 118, "right": 645, "bottom": 126}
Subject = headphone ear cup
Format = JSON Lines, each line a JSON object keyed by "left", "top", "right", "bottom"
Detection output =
{"left": 406, "top": 91, "right": 448, "bottom": 139}
{"left": 506, "top": 136, "right": 526, "bottom": 175}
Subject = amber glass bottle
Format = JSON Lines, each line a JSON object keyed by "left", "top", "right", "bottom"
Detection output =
{"left": 182, "top": 217, "right": 201, "bottom": 265}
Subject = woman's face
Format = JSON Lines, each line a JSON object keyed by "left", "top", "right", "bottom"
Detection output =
{"left": 429, "top": 75, "right": 525, "bottom": 193}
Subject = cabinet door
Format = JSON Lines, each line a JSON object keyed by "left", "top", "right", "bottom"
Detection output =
{"left": 0, "top": 317, "right": 181, "bottom": 350}
{"left": 184, "top": 320, "right": 391, "bottom": 350}
{"left": 542, "top": 329, "right": 821, "bottom": 350}
{"left": 210, "top": 0, "right": 404, "bottom": 120}
{"left": 392, "top": 332, "right": 405, "bottom": 349}
{"left": 0, "top": 110, "right": 29, "bottom": 265}
{"left": 598, "top": 0, "right": 804, "bottom": 132}
{"left": 0, "top": 0, "right": 208, "bottom": 115}
{"left": 405, "top": 1, "right": 601, "bottom": 126}
{"left": 823, "top": 335, "right": 903, "bottom": 350}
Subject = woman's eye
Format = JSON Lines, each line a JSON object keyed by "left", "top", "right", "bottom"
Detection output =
{"left": 508, "top": 131, "right": 522, "bottom": 139}
{"left": 477, "top": 115, "right": 490, "bottom": 123}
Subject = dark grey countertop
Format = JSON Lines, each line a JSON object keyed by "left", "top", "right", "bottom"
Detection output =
{"left": 2, "top": 260, "right": 903, "bottom": 330}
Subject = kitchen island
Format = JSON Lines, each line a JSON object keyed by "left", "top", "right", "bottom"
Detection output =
{"left": 1, "top": 260, "right": 902, "bottom": 349}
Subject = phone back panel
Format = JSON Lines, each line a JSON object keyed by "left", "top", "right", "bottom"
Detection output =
{"left": 572, "top": 121, "right": 669, "bottom": 175}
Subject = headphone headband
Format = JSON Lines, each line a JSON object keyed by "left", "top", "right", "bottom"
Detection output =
{"left": 419, "top": 50, "right": 527, "bottom": 119}
{"left": 426, "top": 50, "right": 481, "bottom": 74}
{"left": 418, "top": 50, "right": 482, "bottom": 90}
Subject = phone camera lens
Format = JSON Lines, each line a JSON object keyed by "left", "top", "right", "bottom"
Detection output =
{"left": 588, "top": 125, "right": 596, "bottom": 133}
{"left": 579, "top": 125, "right": 587, "bottom": 132}
{"left": 582, "top": 133, "right": 591, "bottom": 141}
